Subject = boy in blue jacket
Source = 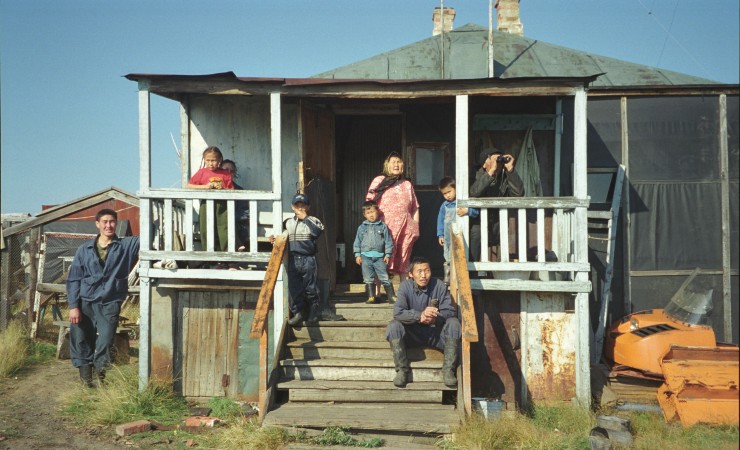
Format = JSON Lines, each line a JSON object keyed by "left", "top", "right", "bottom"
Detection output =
{"left": 436, "top": 177, "right": 479, "bottom": 284}
{"left": 353, "top": 200, "right": 396, "bottom": 303}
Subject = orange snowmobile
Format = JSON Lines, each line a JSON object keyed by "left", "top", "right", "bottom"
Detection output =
{"left": 604, "top": 270, "right": 717, "bottom": 377}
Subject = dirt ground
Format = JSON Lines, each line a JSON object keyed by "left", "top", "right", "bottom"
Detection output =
{"left": 0, "top": 358, "right": 129, "bottom": 450}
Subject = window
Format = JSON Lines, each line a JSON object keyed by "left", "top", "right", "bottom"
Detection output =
{"left": 409, "top": 142, "right": 450, "bottom": 189}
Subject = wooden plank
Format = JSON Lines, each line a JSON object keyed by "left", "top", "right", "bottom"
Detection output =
{"left": 250, "top": 233, "right": 287, "bottom": 339}
{"left": 462, "top": 339, "right": 471, "bottom": 415}
{"left": 621, "top": 96, "right": 632, "bottom": 315}
{"left": 499, "top": 209, "right": 509, "bottom": 262}
{"left": 573, "top": 87, "right": 591, "bottom": 408}
{"left": 259, "top": 326, "right": 268, "bottom": 419}
{"left": 450, "top": 229, "right": 478, "bottom": 343}
{"left": 289, "top": 389, "right": 442, "bottom": 403}
{"left": 458, "top": 197, "right": 590, "bottom": 209}
{"left": 285, "top": 346, "right": 441, "bottom": 361}
{"left": 262, "top": 403, "right": 459, "bottom": 433}
{"left": 280, "top": 366, "right": 443, "bottom": 383}
{"left": 30, "top": 236, "right": 47, "bottom": 338}
{"left": 277, "top": 380, "right": 453, "bottom": 391}
{"left": 290, "top": 326, "right": 387, "bottom": 341}
{"left": 719, "top": 94, "right": 732, "bottom": 342}
{"left": 138, "top": 81, "right": 151, "bottom": 191}
{"left": 139, "top": 188, "right": 279, "bottom": 201}
{"left": 141, "top": 268, "right": 268, "bottom": 281}
{"left": 140, "top": 250, "right": 270, "bottom": 262}
{"left": 470, "top": 279, "right": 591, "bottom": 293}
{"left": 455, "top": 94, "right": 471, "bottom": 250}
{"left": 518, "top": 209, "right": 527, "bottom": 261}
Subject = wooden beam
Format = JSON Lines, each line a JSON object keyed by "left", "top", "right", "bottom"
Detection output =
{"left": 451, "top": 229, "right": 478, "bottom": 343}
{"left": 719, "top": 94, "right": 732, "bottom": 342}
{"left": 250, "top": 234, "right": 287, "bottom": 339}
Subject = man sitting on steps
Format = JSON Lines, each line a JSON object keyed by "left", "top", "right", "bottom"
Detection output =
{"left": 385, "top": 257, "right": 461, "bottom": 388}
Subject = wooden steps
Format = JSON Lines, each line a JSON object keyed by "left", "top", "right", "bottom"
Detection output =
{"left": 263, "top": 289, "right": 459, "bottom": 438}
{"left": 263, "top": 403, "right": 460, "bottom": 434}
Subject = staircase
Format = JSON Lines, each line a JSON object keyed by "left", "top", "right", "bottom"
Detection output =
{"left": 262, "top": 287, "right": 461, "bottom": 442}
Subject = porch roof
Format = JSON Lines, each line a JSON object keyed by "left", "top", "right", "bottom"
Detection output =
{"left": 124, "top": 71, "right": 601, "bottom": 100}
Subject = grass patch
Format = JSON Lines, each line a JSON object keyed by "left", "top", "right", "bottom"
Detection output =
{"left": 629, "top": 411, "right": 739, "bottom": 450}
{"left": 444, "top": 402, "right": 594, "bottom": 449}
{"left": 61, "top": 365, "right": 188, "bottom": 426}
{"left": 208, "top": 397, "right": 243, "bottom": 420}
{"left": 304, "top": 426, "right": 383, "bottom": 448}
{"left": 199, "top": 416, "right": 288, "bottom": 450}
{"left": 0, "top": 320, "right": 31, "bottom": 377}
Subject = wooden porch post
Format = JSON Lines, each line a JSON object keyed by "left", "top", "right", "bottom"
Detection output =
{"left": 719, "top": 94, "right": 732, "bottom": 342}
{"left": 455, "top": 95, "right": 470, "bottom": 252}
{"left": 573, "top": 87, "right": 591, "bottom": 407}
{"left": 138, "top": 81, "right": 152, "bottom": 391}
{"left": 270, "top": 92, "right": 285, "bottom": 339}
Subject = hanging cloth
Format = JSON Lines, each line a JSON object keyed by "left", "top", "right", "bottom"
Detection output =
{"left": 516, "top": 127, "right": 543, "bottom": 196}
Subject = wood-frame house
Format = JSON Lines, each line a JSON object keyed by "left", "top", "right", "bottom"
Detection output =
{"left": 127, "top": 71, "right": 596, "bottom": 414}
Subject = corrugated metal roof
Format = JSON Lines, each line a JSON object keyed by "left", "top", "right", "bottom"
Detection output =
{"left": 313, "top": 24, "right": 719, "bottom": 87}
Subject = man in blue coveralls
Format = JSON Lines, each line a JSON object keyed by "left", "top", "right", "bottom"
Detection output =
{"left": 66, "top": 208, "right": 139, "bottom": 386}
{"left": 385, "top": 257, "right": 461, "bottom": 388}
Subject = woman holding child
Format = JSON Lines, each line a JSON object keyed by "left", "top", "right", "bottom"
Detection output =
{"left": 366, "top": 152, "right": 420, "bottom": 280}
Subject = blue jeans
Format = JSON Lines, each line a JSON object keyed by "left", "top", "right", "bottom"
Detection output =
{"left": 361, "top": 256, "right": 391, "bottom": 286}
{"left": 70, "top": 300, "right": 121, "bottom": 369}
{"left": 288, "top": 254, "right": 319, "bottom": 315}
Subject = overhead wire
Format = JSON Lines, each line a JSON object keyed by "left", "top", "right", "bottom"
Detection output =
{"left": 635, "top": 0, "right": 713, "bottom": 79}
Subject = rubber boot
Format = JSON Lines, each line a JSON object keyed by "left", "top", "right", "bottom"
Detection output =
{"left": 97, "top": 367, "right": 107, "bottom": 386}
{"left": 365, "top": 284, "right": 377, "bottom": 304}
{"left": 318, "top": 280, "right": 345, "bottom": 321}
{"left": 79, "top": 364, "right": 94, "bottom": 388}
{"left": 442, "top": 338, "right": 461, "bottom": 388}
{"left": 306, "top": 303, "right": 321, "bottom": 325}
{"left": 389, "top": 339, "right": 410, "bottom": 387}
{"left": 384, "top": 284, "right": 396, "bottom": 304}
{"left": 287, "top": 309, "right": 305, "bottom": 327}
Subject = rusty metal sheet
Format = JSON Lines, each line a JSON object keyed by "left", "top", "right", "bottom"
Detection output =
{"left": 523, "top": 292, "right": 576, "bottom": 401}
{"left": 471, "top": 290, "right": 522, "bottom": 405}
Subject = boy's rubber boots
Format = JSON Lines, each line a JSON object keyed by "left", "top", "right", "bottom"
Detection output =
{"left": 365, "top": 284, "right": 377, "bottom": 304}
{"left": 384, "top": 284, "right": 396, "bottom": 303}
{"left": 306, "top": 303, "right": 321, "bottom": 325}
{"left": 288, "top": 310, "right": 305, "bottom": 326}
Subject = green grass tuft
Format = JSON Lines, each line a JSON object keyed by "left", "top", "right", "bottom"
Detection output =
{"left": 0, "top": 320, "right": 32, "bottom": 377}
{"left": 61, "top": 365, "right": 188, "bottom": 425}
{"left": 208, "top": 396, "right": 243, "bottom": 420}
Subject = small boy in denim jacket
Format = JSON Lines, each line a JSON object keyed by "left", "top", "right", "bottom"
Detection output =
{"left": 353, "top": 200, "right": 396, "bottom": 303}
{"left": 437, "top": 177, "right": 479, "bottom": 284}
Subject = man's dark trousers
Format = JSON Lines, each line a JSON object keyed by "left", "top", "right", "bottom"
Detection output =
{"left": 70, "top": 301, "right": 120, "bottom": 370}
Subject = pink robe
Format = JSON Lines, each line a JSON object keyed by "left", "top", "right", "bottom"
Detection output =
{"left": 366, "top": 176, "right": 420, "bottom": 274}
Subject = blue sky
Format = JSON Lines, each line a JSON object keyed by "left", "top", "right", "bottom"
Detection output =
{"left": 2, "top": 0, "right": 738, "bottom": 214}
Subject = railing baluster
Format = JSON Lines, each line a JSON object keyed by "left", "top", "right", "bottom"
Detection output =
{"left": 185, "top": 200, "right": 194, "bottom": 251}
{"left": 537, "top": 208, "right": 545, "bottom": 262}
{"left": 480, "top": 209, "right": 489, "bottom": 262}
{"left": 227, "top": 200, "right": 236, "bottom": 253}
{"left": 518, "top": 208, "right": 527, "bottom": 262}
{"left": 249, "top": 200, "right": 258, "bottom": 254}
{"left": 164, "top": 199, "right": 173, "bottom": 251}
{"left": 206, "top": 200, "right": 215, "bottom": 252}
{"left": 499, "top": 209, "right": 509, "bottom": 262}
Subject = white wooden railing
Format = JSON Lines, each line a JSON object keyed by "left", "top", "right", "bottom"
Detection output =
{"left": 138, "top": 188, "right": 281, "bottom": 280}
{"left": 457, "top": 196, "right": 591, "bottom": 293}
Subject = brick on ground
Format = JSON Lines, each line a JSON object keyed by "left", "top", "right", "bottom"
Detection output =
{"left": 115, "top": 420, "right": 153, "bottom": 436}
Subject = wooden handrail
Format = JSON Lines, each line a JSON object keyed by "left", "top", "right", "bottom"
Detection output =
{"left": 451, "top": 229, "right": 478, "bottom": 343}
{"left": 450, "top": 227, "right": 478, "bottom": 416}
{"left": 249, "top": 233, "right": 287, "bottom": 339}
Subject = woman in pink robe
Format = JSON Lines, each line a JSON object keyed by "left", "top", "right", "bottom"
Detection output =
{"left": 366, "top": 152, "right": 420, "bottom": 279}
